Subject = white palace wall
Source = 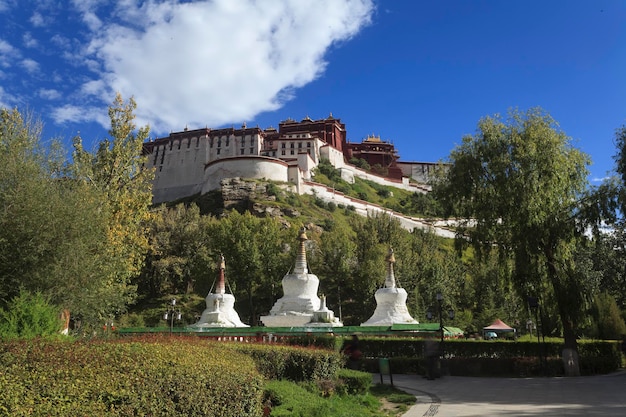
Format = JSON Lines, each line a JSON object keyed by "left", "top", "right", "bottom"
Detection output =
{"left": 201, "top": 157, "right": 290, "bottom": 194}
{"left": 145, "top": 127, "right": 437, "bottom": 205}
{"left": 148, "top": 135, "right": 209, "bottom": 204}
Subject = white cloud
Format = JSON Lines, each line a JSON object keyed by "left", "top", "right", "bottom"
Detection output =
{"left": 0, "top": 1, "right": 12, "bottom": 13}
{"left": 78, "top": 0, "right": 374, "bottom": 133}
{"left": 591, "top": 176, "right": 612, "bottom": 183}
{"left": 0, "top": 39, "right": 19, "bottom": 67}
{"left": 51, "top": 34, "right": 72, "bottom": 50}
{"left": 51, "top": 103, "right": 109, "bottom": 126}
{"left": 30, "top": 11, "right": 45, "bottom": 27}
{"left": 21, "top": 58, "right": 40, "bottom": 74}
{"left": 23, "top": 32, "right": 38, "bottom": 48}
{"left": 0, "top": 85, "right": 16, "bottom": 108}
{"left": 38, "top": 88, "right": 61, "bottom": 100}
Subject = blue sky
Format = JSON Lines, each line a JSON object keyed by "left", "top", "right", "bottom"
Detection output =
{"left": 1, "top": 0, "right": 625, "bottom": 183}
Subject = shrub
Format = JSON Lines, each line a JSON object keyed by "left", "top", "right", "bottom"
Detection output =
{"left": 0, "top": 337, "right": 264, "bottom": 417}
{"left": 233, "top": 343, "right": 343, "bottom": 382}
{"left": 0, "top": 290, "right": 63, "bottom": 339}
{"left": 336, "top": 369, "right": 371, "bottom": 395}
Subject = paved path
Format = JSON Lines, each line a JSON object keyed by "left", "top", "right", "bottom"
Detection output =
{"left": 374, "top": 371, "right": 626, "bottom": 416}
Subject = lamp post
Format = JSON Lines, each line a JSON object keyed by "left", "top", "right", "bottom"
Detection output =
{"left": 427, "top": 292, "right": 455, "bottom": 377}
{"left": 163, "top": 298, "right": 182, "bottom": 336}
{"left": 528, "top": 296, "right": 544, "bottom": 375}
{"left": 427, "top": 293, "right": 455, "bottom": 342}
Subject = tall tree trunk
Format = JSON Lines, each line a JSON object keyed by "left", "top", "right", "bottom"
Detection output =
{"left": 545, "top": 246, "right": 580, "bottom": 376}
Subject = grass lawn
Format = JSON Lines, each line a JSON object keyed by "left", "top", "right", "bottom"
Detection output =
{"left": 264, "top": 379, "right": 416, "bottom": 417}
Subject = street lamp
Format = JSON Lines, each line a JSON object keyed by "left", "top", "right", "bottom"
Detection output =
{"left": 426, "top": 292, "right": 455, "bottom": 378}
{"left": 427, "top": 292, "right": 454, "bottom": 342}
{"left": 528, "top": 296, "right": 544, "bottom": 375}
{"left": 163, "top": 298, "right": 182, "bottom": 335}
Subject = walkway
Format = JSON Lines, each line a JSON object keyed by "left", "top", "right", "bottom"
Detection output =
{"left": 374, "top": 371, "right": 626, "bottom": 416}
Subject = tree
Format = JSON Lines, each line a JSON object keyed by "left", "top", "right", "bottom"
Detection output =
{"left": 0, "top": 107, "right": 125, "bottom": 330}
{"left": 433, "top": 108, "right": 590, "bottom": 375}
{"left": 70, "top": 93, "right": 154, "bottom": 326}
{"left": 314, "top": 220, "right": 358, "bottom": 323}
{"left": 591, "top": 292, "right": 626, "bottom": 340}
{"left": 139, "top": 204, "right": 214, "bottom": 299}
{"left": 0, "top": 108, "right": 52, "bottom": 304}
{"left": 205, "top": 211, "right": 290, "bottom": 325}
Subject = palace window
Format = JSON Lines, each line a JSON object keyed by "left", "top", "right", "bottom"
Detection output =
{"left": 281, "top": 150, "right": 285, "bottom": 156}
{"left": 217, "top": 149, "right": 221, "bottom": 155}
{"left": 250, "top": 148, "right": 254, "bottom": 154}
{"left": 290, "top": 142, "right": 294, "bottom": 148}
{"left": 281, "top": 143, "right": 286, "bottom": 148}
{"left": 240, "top": 149, "right": 245, "bottom": 155}
{"left": 298, "top": 142, "right": 302, "bottom": 148}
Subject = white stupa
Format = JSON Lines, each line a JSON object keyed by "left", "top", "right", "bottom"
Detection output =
{"left": 361, "top": 248, "right": 418, "bottom": 326}
{"left": 190, "top": 254, "right": 248, "bottom": 328}
{"left": 261, "top": 227, "right": 342, "bottom": 327}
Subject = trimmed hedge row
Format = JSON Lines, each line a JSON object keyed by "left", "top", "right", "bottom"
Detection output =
{"left": 352, "top": 337, "right": 621, "bottom": 377}
{"left": 232, "top": 343, "right": 343, "bottom": 382}
{"left": 0, "top": 337, "right": 264, "bottom": 417}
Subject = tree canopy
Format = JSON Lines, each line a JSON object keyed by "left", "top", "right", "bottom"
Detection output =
{"left": 433, "top": 108, "right": 591, "bottom": 375}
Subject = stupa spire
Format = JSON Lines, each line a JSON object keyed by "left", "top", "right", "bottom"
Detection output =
{"left": 216, "top": 254, "right": 226, "bottom": 295}
{"left": 384, "top": 247, "right": 396, "bottom": 288}
{"left": 293, "top": 227, "right": 308, "bottom": 274}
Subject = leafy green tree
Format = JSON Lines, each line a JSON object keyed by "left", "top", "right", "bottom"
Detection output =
{"left": 0, "top": 108, "right": 113, "bottom": 328}
{"left": 314, "top": 220, "right": 358, "bottom": 323}
{"left": 402, "top": 229, "right": 467, "bottom": 326}
{"left": 140, "top": 204, "right": 214, "bottom": 299}
{"left": 70, "top": 93, "right": 154, "bottom": 326}
{"left": 343, "top": 213, "right": 409, "bottom": 324}
{"left": 0, "top": 108, "right": 50, "bottom": 305}
{"left": 72, "top": 93, "right": 154, "bottom": 279}
{"left": 433, "top": 108, "right": 590, "bottom": 375}
{"left": 591, "top": 292, "right": 626, "bottom": 340}
{"left": 206, "top": 211, "right": 290, "bottom": 325}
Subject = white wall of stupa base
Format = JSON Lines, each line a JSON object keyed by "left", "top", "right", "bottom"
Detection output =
{"left": 260, "top": 313, "right": 314, "bottom": 328}
{"left": 361, "top": 288, "right": 418, "bottom": 326}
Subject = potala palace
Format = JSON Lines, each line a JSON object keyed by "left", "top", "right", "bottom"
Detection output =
{"left": 142, "top": 114, "right": 440, "bottom": 205}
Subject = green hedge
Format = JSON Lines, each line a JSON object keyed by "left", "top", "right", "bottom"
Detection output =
{"left": 336, "top": 369, "right": 371, "bottom": 395}
{"left": 0, "top": 337, "right": 264, "bottom": 417}
{"left": 232, "top": 343, "right": 343, "bottom": 382}
{"left": 350, "top": 337, "right": 621, "bottom": 376}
